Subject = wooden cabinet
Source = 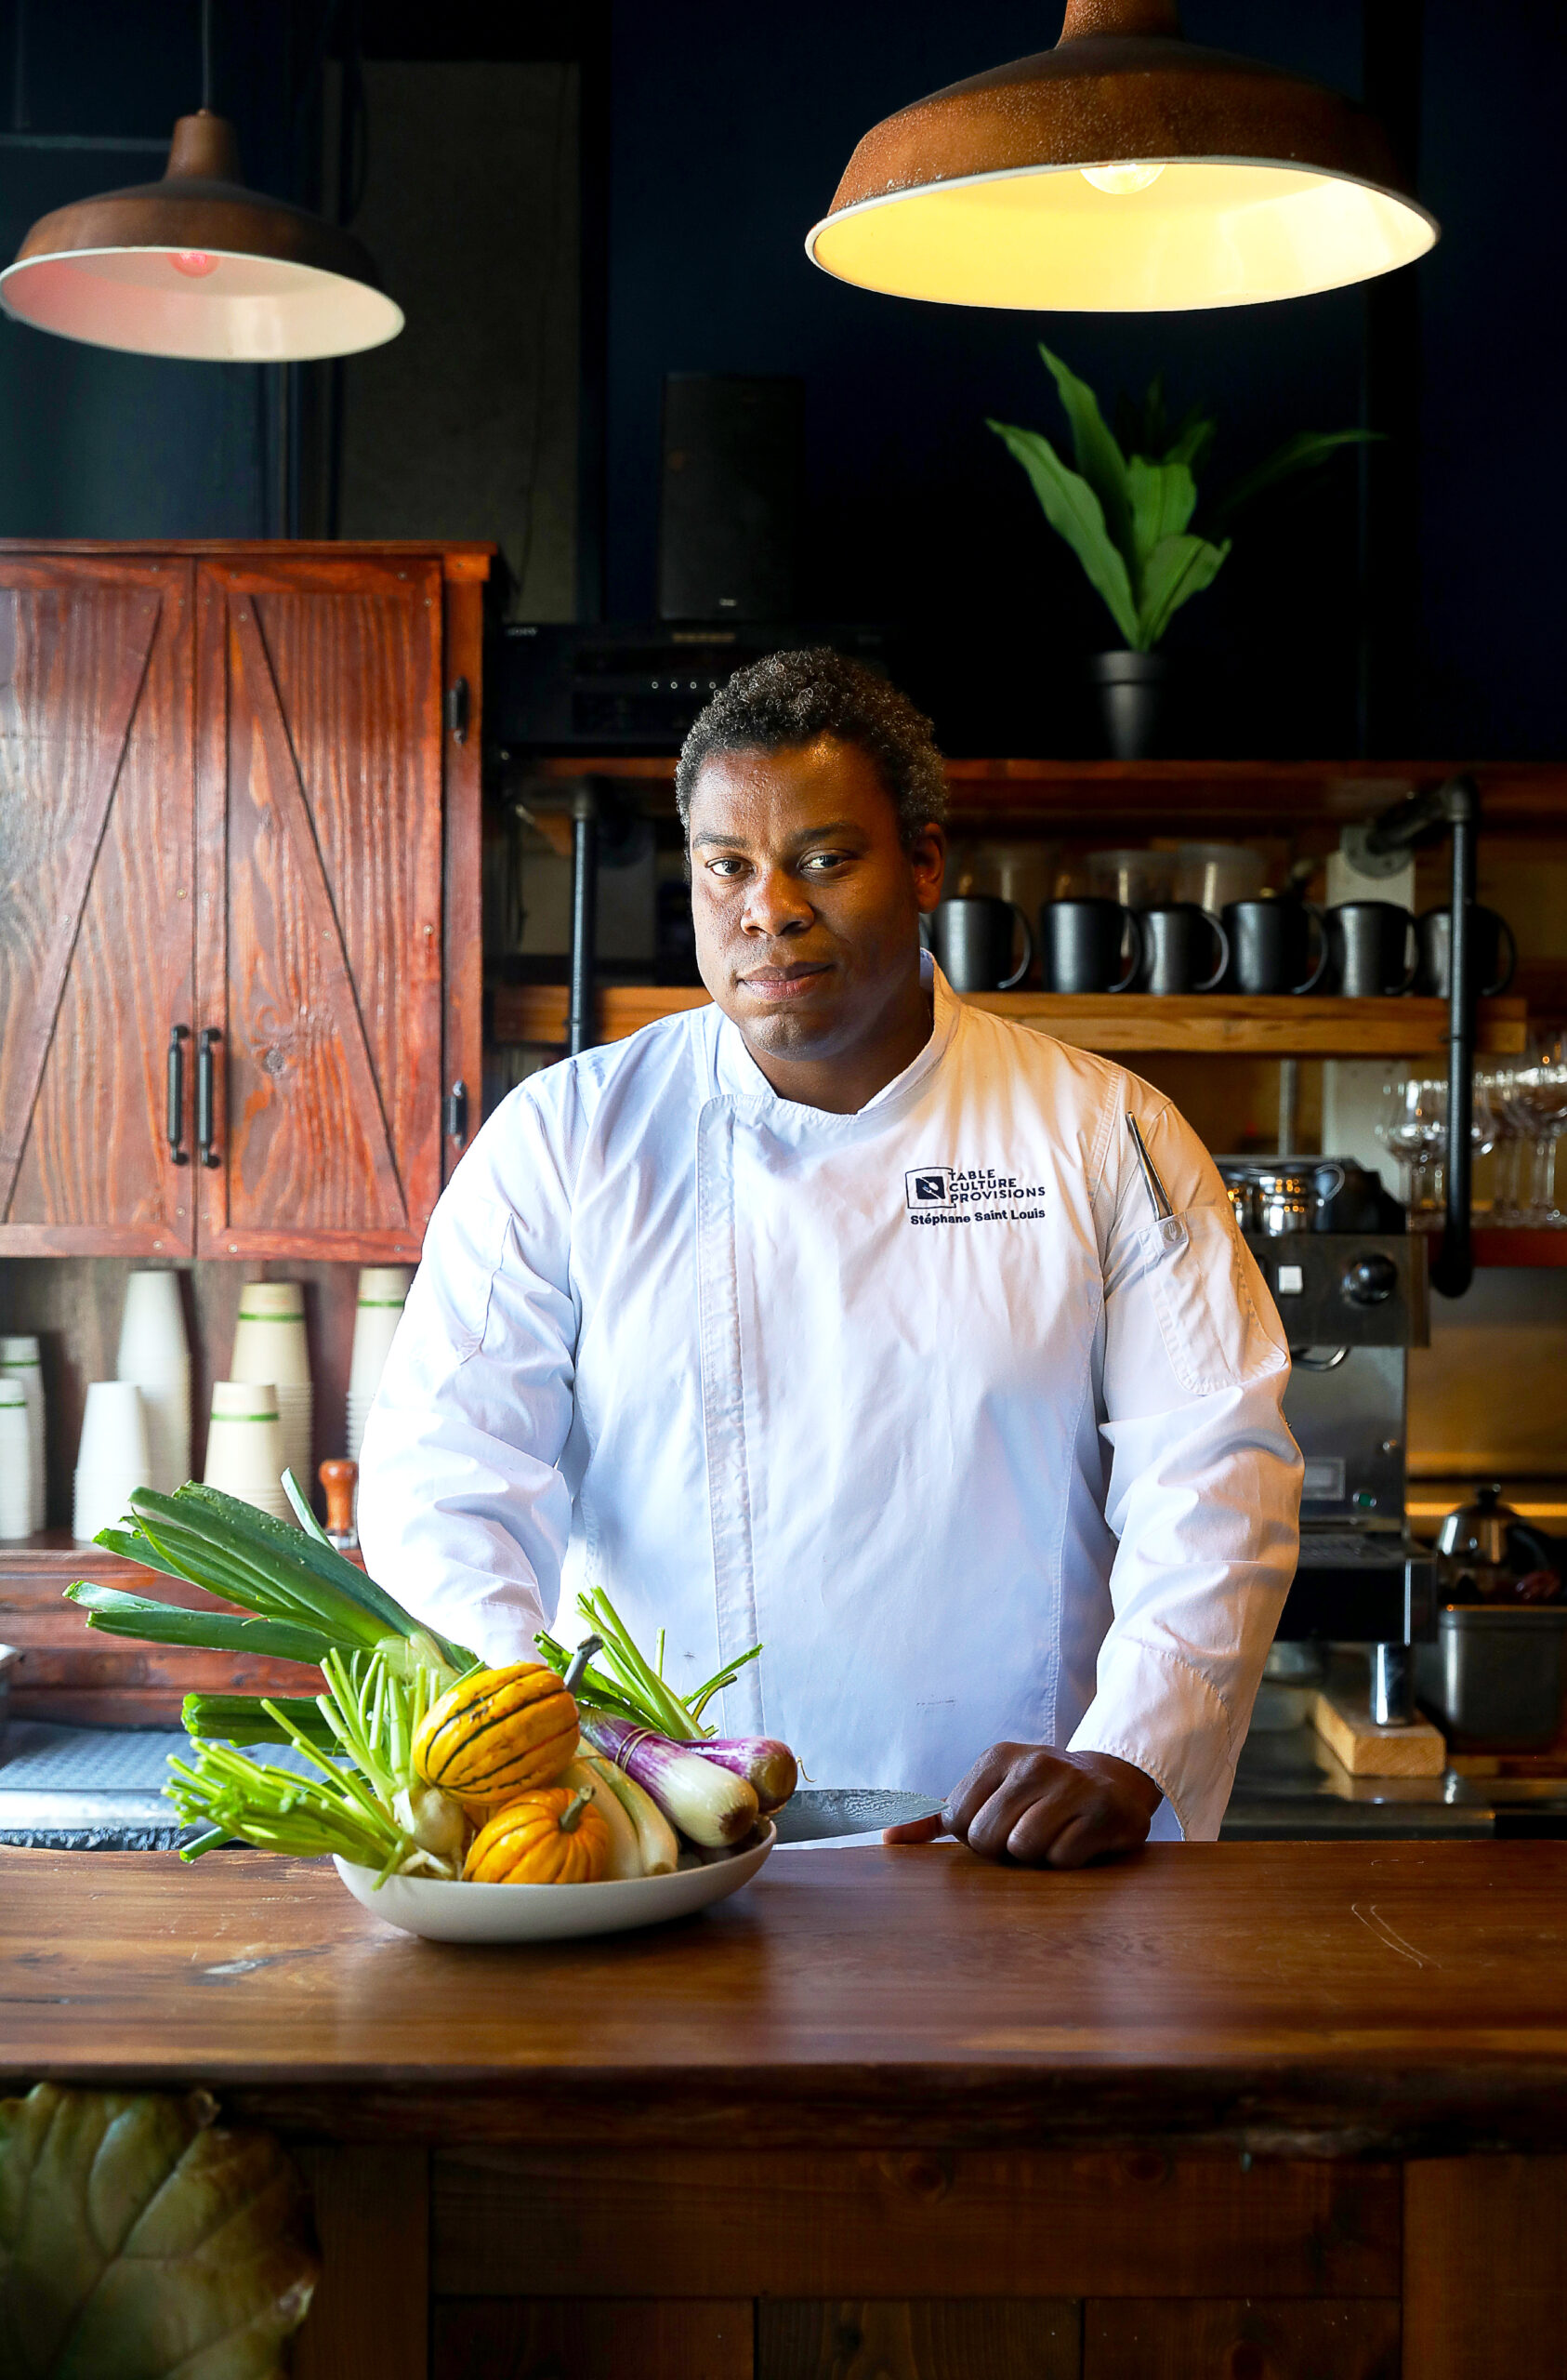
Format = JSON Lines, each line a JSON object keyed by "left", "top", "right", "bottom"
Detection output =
{"left": 0, "top": 555, "right": 196, "bottom": 1256}
{"left": 0, "top": 540, "right": 486, "bottom": 1261}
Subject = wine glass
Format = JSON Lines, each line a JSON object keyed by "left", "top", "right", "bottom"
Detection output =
{"left": 1377, "top": 1073, "right": 1498, "bottom": 1223}
{"left": 1376, "top": 1075, "right": 1445, "bottom": 1217}
{"left": 1478, "top": 1061, "right": 1527, "bottom": 1223}
{"left": 1506, "top": 1033, "right": 1567, "bottom": 1224}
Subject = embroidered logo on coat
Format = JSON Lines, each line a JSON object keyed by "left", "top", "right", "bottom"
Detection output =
{"left": 905, "top": 1166, "right": 1048, "bottom": 1225}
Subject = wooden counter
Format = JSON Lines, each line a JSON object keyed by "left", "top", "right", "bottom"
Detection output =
{"left": 4, "top": 1841, "right": 1566, "bottom": 2379}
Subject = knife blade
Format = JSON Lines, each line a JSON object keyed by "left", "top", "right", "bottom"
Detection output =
{"left": 769, "top": 1787, "right": 946, "bottom": 1844}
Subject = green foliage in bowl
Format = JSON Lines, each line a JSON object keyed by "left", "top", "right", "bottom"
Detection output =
{"left": 989, "top": 345, "right": 1378, "bottom": 653}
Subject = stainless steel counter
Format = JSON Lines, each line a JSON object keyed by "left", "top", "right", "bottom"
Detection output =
{"left": 1221, "top": 1718, "right": 1567, "bottom": 1838}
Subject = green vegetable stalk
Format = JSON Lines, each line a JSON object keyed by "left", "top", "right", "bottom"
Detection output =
{"left": 536, "top": 1587, "right": 759, "bottom": 1741}
{"left": 66, "top": 1474, "right": 476, "bottom": 1680}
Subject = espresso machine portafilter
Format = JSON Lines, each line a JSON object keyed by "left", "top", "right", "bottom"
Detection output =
{"left": 1218, "top": 1158, "right": 1434, "bottom": 1723}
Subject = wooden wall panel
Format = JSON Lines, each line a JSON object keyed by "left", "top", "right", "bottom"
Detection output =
{"left": 1085, "top": 2298, "right": 1400, "bottom": 2380}
{"left": 0, "top": 559, "right": 195, "bottom": 1253}
{"left": 294, "top": 2147, "right": 428, "bottom": 2380}
{"left": 1402, "top": 2158, "right": 1567, "bottom": 2380}
{"left": 757, "top": 2299, "right": 1080, "bottom": 2380}
{"left": 433, "top": 2149, "right": 1402, "bottom": 2303}
{"left": 434, "top": 2300, "right": 752, "bottom": 2380}
{"left": 195, "top": 557, "right": 443, "bottom": 1260}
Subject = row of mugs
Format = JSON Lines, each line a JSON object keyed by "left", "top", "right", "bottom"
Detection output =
{"left": 927, "top": 895, "right": 1518, "bottom": 998}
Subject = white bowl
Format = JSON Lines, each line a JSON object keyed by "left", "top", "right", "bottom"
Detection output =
{"left": 332, "top": 1824, "right": 775, "bottom": 1942}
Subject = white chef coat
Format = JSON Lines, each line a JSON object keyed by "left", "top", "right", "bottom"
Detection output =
{"left": 359, "top": 959, "right": 1300, "bottom": 1841}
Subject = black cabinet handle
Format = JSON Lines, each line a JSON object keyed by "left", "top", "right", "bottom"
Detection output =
{"left": 166, "top": 1025, "right": 190, "bottom": 1164}
{"left": 196, "top": 1026, "right": 222, "bottom": 1169}
{"left": 444, "top": 1079, "right": 468, "bottom": 1146}
{"left": 445, "top": 677, "right": 469, "bottom": 744}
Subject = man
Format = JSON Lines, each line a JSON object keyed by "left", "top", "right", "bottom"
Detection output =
{"left": 360, "top": 650, "right": 1300, "bottom": 1864}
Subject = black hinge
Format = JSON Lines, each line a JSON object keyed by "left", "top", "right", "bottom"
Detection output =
{"left": 444, "top": 1079, "right": 469, "bottom": 1146}
{"left": 444, "top": 677, "right": 469, "bottom": 744}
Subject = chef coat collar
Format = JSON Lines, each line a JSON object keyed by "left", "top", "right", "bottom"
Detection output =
{"left": 706, "top": 950, "right": 961, "bottom": 1132}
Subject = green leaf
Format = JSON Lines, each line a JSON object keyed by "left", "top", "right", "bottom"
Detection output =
{"left": 67, "top": 1585, "right": 329, "bottom": 1667}
{"left": 1136, "top": 533, "right": 1232, "bottom": 648}
{"left": 1038, "top": 342, "right": 1135, "bottom": 572}
{"left": 988, "top": 419, "right": 1139, "bottom": 646}
{"left": 0, "top": 2082, "right": 316, "bottom": 2376}
{"left": 1205, "top": 428, "right": 1384, "bottom": 533}
{"left": 1126, "top": 456, "right": 1198, "bottom": 588}
{"left": 280, "top": 1467, "right": 335, "bottom": 1552}
{"left": 1164, "top": 405, "right": 1216, "bottom": 473}
{"left": 182, "top": 1693, "right": 340, "bottom": 1752}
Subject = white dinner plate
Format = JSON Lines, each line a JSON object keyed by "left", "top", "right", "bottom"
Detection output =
{"left": 333, "top": 1823, "right": 775, "bottom": 1943}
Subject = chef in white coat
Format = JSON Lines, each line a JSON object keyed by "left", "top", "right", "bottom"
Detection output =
{"left": 360, "top": 649, "right": 1301, "bottom": 1863}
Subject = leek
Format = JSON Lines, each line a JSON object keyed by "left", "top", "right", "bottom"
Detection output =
{"left": 66, "top": 1479, "right": 476, "bottom": 1678}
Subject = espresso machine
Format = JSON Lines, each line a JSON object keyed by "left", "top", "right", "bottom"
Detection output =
{"left": 1217, "top": 1158, "right": 1435, "bottom": 1721}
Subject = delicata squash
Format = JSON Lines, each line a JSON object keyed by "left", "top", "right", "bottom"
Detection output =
{"left": 464, "top": 1784, "right": 610, "bottom": 1884}
{"left": 413, "top": 1661, "right": 578, "bottom": 1817}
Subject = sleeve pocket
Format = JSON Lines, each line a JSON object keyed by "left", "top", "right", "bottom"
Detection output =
{"left": 1142, "top": 1204, "right": 1285, "bottom": 1396}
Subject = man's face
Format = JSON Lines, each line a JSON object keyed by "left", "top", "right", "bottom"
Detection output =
{"left": 687, "top": 734, "right": 945, "bottom": 1074}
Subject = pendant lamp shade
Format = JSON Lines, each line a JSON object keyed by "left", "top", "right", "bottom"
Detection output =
{"left": 806, "top": 0, "right": 1437, "bottom": 312}
{"left": 0, "top": 112, "right": 402, "bottom": 362}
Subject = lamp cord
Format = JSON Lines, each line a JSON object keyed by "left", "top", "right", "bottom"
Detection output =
{"left": 201, "top": 0, "right": 213, "bottom": 112}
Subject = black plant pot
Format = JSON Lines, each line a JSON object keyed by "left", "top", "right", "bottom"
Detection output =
{"left": 1089, "top": 649, "right": 1167, "bottom": 761}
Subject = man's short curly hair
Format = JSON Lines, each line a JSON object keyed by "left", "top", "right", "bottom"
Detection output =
{"left": 675, "top": 647, "right": 948, "bottom": 849}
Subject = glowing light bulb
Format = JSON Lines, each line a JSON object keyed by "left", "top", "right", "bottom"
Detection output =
{"left": 1080, "top": 162, "right": 1167, "bottom": 196}
{"left": 169, "top": 250, "right": 218, "bottom": 277}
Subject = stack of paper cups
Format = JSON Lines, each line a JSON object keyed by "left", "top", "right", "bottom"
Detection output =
{"left": 230, "top": 1282, "right": 312, "bottom": 1497}
{"left": 115, "top": 1272, "right": 191, "bottom": 1497}
{"left": 0, "top": 1334, "right": 46, "bottom": 1532}
{"left": 204, "top": 1382, "right": 291, "bottom": 1525}
{"left": 0, "top": 1381, "right": 32, "bottom": 1542}
{"left": 347, "top": 1266, "right": 411, "bottom": 1459}
{"left": 73, "top": 1381, "right": 151, "bottom": 1543}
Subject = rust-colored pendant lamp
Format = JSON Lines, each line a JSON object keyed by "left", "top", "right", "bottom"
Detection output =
{"left": 0, "top": 4, "right": 401, "bottom": 362}
{"left": 806, "top": 0, "right": 1438, "bottom": 311}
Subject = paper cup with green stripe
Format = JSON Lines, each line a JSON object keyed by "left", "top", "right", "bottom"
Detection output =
{"left": 204, "top": 1380, "right": 292, "bottom": 1525}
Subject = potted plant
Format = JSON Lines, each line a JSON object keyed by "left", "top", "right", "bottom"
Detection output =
{"left": 989, "top": 347, "right": 1377, "bottom": 759}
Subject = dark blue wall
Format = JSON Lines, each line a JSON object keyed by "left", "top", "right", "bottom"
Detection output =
{"left": 605, "top": 0, "right": 1564, "bottom": 759}
{"left": 1, "top": 4, "right": 1559, "bottom": 758}
{"left": 0, "top": 1, "right": 298, "bottom": 540}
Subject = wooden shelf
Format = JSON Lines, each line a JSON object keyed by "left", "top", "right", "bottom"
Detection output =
{"left": 520, "top": 754, "right": 1567, "bottom": 829}
{"left": 494, "top": 984, "right": 1527, "bottom": 1059}
{"left": 1469, "top": 1228, "right": 1567, "bottom": 1267}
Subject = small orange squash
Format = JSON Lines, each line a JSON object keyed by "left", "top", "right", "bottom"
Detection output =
{"left": 413, "top": 1661, "right": 578, "bottom": 1817}
{"left": 463, "top": 1784, "right": 611, "bottom": 1884}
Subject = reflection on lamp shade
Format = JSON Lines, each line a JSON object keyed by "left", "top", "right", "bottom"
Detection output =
{"left": 806, "top": 1, "right": 1438, "bottom": 311}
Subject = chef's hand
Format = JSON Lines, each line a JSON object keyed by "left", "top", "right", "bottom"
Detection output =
{"left": 882, "top": 1744, "right": 1162, "bottom": 1868}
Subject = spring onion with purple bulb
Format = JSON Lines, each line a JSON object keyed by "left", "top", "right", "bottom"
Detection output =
{"left": 577, "top": 1712, "right": 760, "bottom": 1846}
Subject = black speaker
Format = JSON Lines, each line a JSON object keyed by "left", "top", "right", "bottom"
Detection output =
{"left": 657, "top": 374, "right": 804, "bottom": 622}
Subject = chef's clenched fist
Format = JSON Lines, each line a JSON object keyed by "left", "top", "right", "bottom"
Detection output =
{"left": 884, "top": 1743, "right": 1163, "bottom": 1868}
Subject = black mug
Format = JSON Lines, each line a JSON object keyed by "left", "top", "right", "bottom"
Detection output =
{"left": 1137, "top": 903, "right": 1229, "bottom": 995}
{"left": 1415, "top": 905, "right": 1518, "bottom": 999}
{"left": 926, "top": 895, "right": 1033, "bottom": 992}
{"left": 1326, "top": 901, "right": 1418, "bottom": 997}
{"left": 1223, "top": 897, "right": 1328, "bottom": 995}
{"left": 1039, "top": 897, "right": 1141, "bottom": 994}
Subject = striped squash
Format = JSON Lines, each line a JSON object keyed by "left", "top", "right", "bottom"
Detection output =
{"left": 464, "top": 1784, "right": 610, "bottom": 1884}
{"left": 412, "top": 1662, "right": 578, "bottom": 1816}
